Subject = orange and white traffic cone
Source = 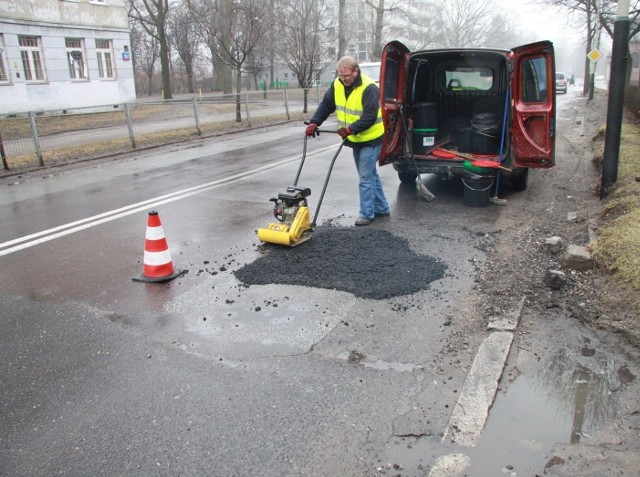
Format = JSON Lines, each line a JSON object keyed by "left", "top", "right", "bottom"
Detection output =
{"left": 132, "top": 210, "right": 186, "bottom": 283}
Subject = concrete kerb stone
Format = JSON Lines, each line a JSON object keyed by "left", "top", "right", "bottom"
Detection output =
{"left": 441, "top": 330, "right": 514, "bottom": 447}
{"left": 429, "top": 299, "right": 524, "bottom": 476}
{"left": 487, "top": 297, "right": 525, "bottom": 332}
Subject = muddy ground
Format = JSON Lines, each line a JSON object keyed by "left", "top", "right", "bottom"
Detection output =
{"left": 471, "top": 89, "right": 640, "bottom": 476}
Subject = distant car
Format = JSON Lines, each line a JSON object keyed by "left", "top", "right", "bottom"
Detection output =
{"left": 555, "top": 72, "right": 568, "bottom": 94}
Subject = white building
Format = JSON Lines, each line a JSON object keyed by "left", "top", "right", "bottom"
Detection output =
{"left": 342, "top": 0, "right": 436, "bottom": 62}
{"left": 0, "top": 0, "right": 135, "bottom": 115}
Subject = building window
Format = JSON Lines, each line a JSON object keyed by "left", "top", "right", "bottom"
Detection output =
{"left": 19, "top": 36, "right": 45, "bottom": 82}
{"left": 96, "top": 39, "right": 115, "bottom": 79}
{"left": 66, "top": 38, "right": 87, "bottom": 80}
{"left": 0, "top": 35, "right": 9, "bottom": 83}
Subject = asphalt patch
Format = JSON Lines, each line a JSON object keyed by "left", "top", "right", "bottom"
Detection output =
{"left": 235, "top": 226, "right": 446, "bottom": 299}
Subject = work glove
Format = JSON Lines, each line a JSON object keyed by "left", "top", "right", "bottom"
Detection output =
{"left": 305, "top": 123, "right": 319, "bottom": 137}
{"left": 338, "top": 127, "right": 352, "bottom": 139}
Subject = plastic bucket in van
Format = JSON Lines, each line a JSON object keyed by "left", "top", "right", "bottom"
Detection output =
{"left": 472, "top": 130, "right": 500, "bottom": 154}
{"left": 462, "top": 168, "right": 494, "bottom": 207}
{"left": 456, "top": 127, "right": 473, "bottom": 153}
{"left": 411, "top": 128, "right": 438, "bottom": 155}
{"left": 470, "top": 113, "right": 500, "bottom": 154}
{"left": 412, "top": 102, "right": 438, "bottom": 130}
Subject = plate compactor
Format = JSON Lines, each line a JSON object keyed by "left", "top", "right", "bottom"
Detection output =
{"left": 257, "top": 130, "right": 345, "bottom": 246}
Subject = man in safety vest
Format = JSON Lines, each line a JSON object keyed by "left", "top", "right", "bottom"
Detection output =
{"left": 305, "top": 56, "right": 390, "bottom": 226}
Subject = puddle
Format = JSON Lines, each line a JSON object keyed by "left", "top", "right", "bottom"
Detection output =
{"left": 463, "top": 346, "right": 625, "bottom": 475}
{"left": 375, "top": 340, "right": 633, "bottom": 476}
{"left": 464, "top": 374, "right": 573, "bottom": 474}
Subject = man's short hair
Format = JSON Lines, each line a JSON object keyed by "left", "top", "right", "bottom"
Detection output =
{"left": 337, "top": 56, "right": 359, "bottom": 71}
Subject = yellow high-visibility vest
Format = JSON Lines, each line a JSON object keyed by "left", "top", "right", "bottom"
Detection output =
{"left": 334, "top": 74, "right": 384, "bottom": 143}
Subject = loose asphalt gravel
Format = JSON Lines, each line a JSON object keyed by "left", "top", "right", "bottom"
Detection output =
{"left": 234, "top": 225, "right": 447, "bottom": 299}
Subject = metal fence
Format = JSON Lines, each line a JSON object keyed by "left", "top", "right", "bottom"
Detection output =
{"left": 0, "top": 87, "right": 323, "bottom": 175}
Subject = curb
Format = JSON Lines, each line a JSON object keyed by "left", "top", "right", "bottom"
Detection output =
{"left": 428, "top": 297, "right": 525, "bottom": 475}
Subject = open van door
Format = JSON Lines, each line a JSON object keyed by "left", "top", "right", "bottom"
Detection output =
{"left": 379, "top": 41, "right": 410, "bottom": 166}
{"left": 511, "top": 40, "right": 556, "bottom": 168}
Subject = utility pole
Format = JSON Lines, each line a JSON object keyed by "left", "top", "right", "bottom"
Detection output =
{"left": 600, "top": 0, "right": 630, "bottom": 198}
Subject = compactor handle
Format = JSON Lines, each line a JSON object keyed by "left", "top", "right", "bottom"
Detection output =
{"left": 303, "top": 120, "right": 339, "bottom": 135}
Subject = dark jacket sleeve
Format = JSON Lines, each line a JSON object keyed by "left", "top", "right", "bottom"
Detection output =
{"left": 348, "top": 84, "right": 380, "bottom": 135}
{"left": 309, "top": 84, "right": 336, "bottom": 126}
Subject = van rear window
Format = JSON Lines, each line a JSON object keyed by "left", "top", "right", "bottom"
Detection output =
{"left": 522, "top": 56, "right": 548, "bottom": 103}
{"left": 445, "top": 67, "right": 493, "bottom": 91}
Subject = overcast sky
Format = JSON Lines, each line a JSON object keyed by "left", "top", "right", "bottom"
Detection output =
{"left": 496, "top": 0, "right": 610, "bottom": 75}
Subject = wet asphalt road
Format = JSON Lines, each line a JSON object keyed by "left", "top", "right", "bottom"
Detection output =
{"left": 1, "top": 115, "right": 537, "bottom": 475}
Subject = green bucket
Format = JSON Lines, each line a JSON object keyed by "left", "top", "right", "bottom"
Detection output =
{"left": 462, "top": 160, "right": 490, "bottom": 174}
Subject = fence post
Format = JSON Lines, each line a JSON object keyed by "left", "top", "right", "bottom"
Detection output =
{"left": 192, "top": 96, "right": 201, "bottom": 136}
{"left": 29, "top": 112, "right": 44, "bottom": 167}
{"left": 283, "top": 89, "right": 290, "bottom": 120}
{"left": 124, "top": 103, "right": 136, "bottom": 149}
{"left": 0, "top": 132, "right": 9, "bottom": 170}
{"left": 244, "top": 92, "right": 251, "bottom": 127}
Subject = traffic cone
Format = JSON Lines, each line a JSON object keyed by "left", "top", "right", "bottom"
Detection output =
{"left": 132, "top": 211, "right": 186, "bottom": 283}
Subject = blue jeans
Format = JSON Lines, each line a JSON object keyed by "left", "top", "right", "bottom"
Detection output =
{"left": 352, "top": 144, "right": 389, "bottom": 220}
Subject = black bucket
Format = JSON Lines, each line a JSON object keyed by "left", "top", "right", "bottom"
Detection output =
{"left": 462, "top": 169, "right": 494, "bottom": 207}
{"left": 471, "top": 113, "right": 500, "bottom": 154}
{"left": 472, "top": 130, "right": 500, "bottom": 154}
{"left": 456, "top": 126, "right": 473, "bottom": 153}
{"left": 411, "top": 128, "right": 438, "bottom": 155}
{"left": 413, "top": 102, "right": 438, "bottom": 130}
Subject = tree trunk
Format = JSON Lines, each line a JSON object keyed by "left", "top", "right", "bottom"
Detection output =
{"left": 372, "top": 0, "right": 384, "bottom": 60}
{"left": 235, "top": 68, "right": 242, "bottom": 123}
{"left": 338, "top": 0, "right": 346, "bottom": 60}
{"left": 583, "top": 41, "right": 592, "bottom": 96}
{"left": 159, "top": 31, "right": 173, "bottom": 99}
{"left": 186, "top": 62, "right": 195, "bottom": 94}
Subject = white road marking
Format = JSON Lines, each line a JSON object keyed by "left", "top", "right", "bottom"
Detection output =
{"left": 0, "top": 145, "right": 338, "bottom": 257}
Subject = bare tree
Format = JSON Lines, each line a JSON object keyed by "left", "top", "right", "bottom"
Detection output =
{"left": 597, "top": 1, "right": 640, "bottom": 39}
{"left": 481, "top": 13, "right": 520, "bottom": 49}
{"left": 585, "top": 0, "right": 640, "bottom": 86}
{"left": 169, "top": 3, "right": 202, "bottom": 94}
{"left": 129, "top": 0, "right": 173, "bottom": 99}
{"left": 276, "top": 0, "right": 332, "bottom": 113}
{"left": 366, "top": 0, "right": 440, "bottom": 54}
{"left": 541, "top": 0, "right": 640, "bottom": 92}
{"left": 364, "top": 0, "right": 409, "bottom": 60}
{"left": 541, "top": 0, "right": 604, "bottom": 95}
{"left": 245, "top": 48, "right": 270, "bottom": 90}
{"left": 435, "top": 0, "right": 497, "bottom": 48}
{"left": 129, "top": 18, "right": 160, "bottom": 95}
{"left": 186, "top": 0, "right": 270, "bottom": 121}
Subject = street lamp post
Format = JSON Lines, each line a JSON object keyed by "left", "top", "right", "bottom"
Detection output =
{"left": 600, "top": 0, "right": 631, "bottom": 197}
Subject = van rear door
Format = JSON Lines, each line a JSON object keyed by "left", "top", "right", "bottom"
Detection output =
{"left": 511, "top": 41, "right": 556, "bottom": 168}
{"left": 379, "top": 41, "right": 410, "bottom": 165}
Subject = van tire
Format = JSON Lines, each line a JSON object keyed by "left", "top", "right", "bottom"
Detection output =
{"left": 398, "top": 171, "right": 418, "bottom": 184}
{"left": 509, "top": 168, "right": 529, "bottom": 191}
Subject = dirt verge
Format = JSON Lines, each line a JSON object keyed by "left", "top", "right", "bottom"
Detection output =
{"left": 472, "top": 87, "right": 640, "bottom": 476}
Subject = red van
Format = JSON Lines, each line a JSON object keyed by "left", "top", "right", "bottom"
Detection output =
{"left": 379, "top": 40, "right": 556, "bottom": 192}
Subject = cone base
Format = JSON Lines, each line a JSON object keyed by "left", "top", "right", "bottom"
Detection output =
{"left": 132, "top": 268, "right": 187, "bottom": 283}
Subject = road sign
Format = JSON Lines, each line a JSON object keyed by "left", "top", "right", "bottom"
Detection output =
{"left": 587, "top": 49, "right": 602, "bottom": 63}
